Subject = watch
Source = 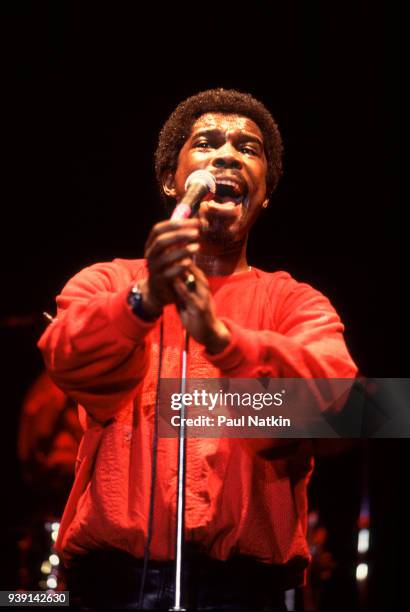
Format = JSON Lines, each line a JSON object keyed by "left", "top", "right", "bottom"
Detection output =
{"left": 127, "top": 283, "right": 160, "bottom": 322}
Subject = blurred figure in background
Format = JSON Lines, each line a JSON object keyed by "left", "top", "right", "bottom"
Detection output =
{"left": 17, "top": 371, "right": 82, "bottom": 589}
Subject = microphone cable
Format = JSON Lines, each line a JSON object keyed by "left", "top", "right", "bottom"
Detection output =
{"left": 137, "top": 318, "right": 164, "bottom": 609}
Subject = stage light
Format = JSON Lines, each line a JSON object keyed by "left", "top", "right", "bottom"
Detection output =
{"left": 49, "top": 554, "right": 60, "bottom": 566}
{"left": 356, "top": 563, "right": 368, "bottom": 581}
{"left": 41, "top": 561, "right": 52, "bottom": 574}
{"left": 46, "top": 576, "right": 57, "bottom": 589}
{"left": 357, "top": 528, "right": 369, "bottom": 553}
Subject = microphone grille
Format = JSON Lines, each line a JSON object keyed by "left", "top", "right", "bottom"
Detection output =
{"left": 184, "top": 170, "right": 216, "bottom": 194}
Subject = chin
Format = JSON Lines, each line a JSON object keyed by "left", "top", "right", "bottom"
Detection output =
{"left": 201, "top": 217, "right": 244, "bottom": 247}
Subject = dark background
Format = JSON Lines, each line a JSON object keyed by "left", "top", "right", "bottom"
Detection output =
{"left": 1, "top": 1, "right": 402, "bottom": 610}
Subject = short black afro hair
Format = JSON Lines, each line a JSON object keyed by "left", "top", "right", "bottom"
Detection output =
{"left": 154, "top": 88, "right": 283, "bottom": 210}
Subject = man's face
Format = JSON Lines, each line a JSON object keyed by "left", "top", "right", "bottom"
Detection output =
{"left": 164, "top": 113, "right": 268, "bottom": 245}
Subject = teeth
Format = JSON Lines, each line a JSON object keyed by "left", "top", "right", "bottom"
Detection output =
{"left": 216, "top": 180, "right": 242, "bottom": 194}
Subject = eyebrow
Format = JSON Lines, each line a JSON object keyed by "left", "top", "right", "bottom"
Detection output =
{"left": 191, "top": 128, "right": 264, "bottom": 148}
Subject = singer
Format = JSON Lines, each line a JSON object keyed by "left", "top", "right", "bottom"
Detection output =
{"left": 38, "top": 89, "right": 357, "bottom": 610}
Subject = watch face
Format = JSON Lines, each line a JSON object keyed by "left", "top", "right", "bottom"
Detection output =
{"left": 128, "top": 285, "right": 139, "bottom": 296}
{"left": 127, "top": 285, "right": 158, "bottom": 322}
{"left": 127, "top": 285, "right": 140, "bottom": 304}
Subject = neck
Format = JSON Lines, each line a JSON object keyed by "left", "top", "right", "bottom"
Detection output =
{"left": 193, "top": 237, "right": 249, "bottom": 276}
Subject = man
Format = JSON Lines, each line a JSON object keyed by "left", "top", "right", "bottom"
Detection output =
{"left": 38, "top": 88, "right": 357, "bottom": 610}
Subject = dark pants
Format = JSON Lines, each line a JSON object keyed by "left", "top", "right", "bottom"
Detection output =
{"left": 65, "top": 547, "right": 288, "bottom": 611}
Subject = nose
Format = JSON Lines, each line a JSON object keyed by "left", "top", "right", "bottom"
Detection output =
{"left": 211, "top": 143, "right": 242, "bottom": 170}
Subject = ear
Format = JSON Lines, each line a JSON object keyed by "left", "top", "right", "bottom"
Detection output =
{"left": 162, "top": 172, "right": 177, "bottom": 198}
{"left": 262, "top": 198, "right": 269, "bottom": 209}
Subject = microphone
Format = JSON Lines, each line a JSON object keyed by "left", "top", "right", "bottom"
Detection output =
{"left": 170, "top": 170, "right": 216, "bottom": 220}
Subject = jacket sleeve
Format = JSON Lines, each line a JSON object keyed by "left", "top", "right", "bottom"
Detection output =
{"left": 206, "top": 280, "right": 358, "bottom": 379}
{"left": 37, "top": 262, "right": 156, "bottom": 423}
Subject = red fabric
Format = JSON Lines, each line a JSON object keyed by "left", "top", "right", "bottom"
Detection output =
{"left": 38, "top": 258, "right": 357, "bottom": 584}
{"left": 18, "top": 371, "right": 82, "bottom": 480}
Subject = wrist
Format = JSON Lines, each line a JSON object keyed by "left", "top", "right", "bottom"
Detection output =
{"left": 205, "top": 320, "right": 231, "bottom": 355}
{"left": 127, "top": 281, "right": 162, "bottom": 322}
{"left": 139, "top": 280, "right": 163, "bottom": 319}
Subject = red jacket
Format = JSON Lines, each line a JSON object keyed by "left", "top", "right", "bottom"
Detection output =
{"left": 38, "top": 259, "right": 357, "bottom": 586}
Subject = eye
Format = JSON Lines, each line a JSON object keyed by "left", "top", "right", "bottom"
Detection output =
{"left": 193, "top": 140, "right": 211, "bottom": 149}
{"left": 240, "top": 146, "right": 257, "bottom": 156}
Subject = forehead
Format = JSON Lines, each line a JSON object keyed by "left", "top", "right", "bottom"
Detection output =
{"left": 189, "top": 113, "right": 263, "bottom": 139}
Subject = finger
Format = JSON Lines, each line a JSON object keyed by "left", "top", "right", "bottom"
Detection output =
{"left": 145, "top": 228, "right": 200, "bottom": 260}
{"left": 184, "top": 273, "right": 197, "bottom": 292}
{"left": 174, "top": 276, "right": 201, "bottom": 309}
{"left": 174, "top": 276, "right": 191, "bottom": 298}
{"left": 145, "top": 219, "right": 200, "bottom": 251}
{"left": 162, "top": 259, "right": 196, "bottom": 282}
{"left": 174, "top": 276, "right": 194, "bottom": 300}
{"left": 187, "top": 262, "right": 208, "bottom": 283}
{"left": 184, "top": 262, "right": 209, "bottom": 294}
{"left": 149, "top": 243, "right": 200, "bottom": 274}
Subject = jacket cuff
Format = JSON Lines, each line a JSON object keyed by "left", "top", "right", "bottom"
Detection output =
{"left": 107, "top": 286, "right": 158, "bottom": 342}
{"left": 204, "top": 317, "right": 259, "bottom": 374}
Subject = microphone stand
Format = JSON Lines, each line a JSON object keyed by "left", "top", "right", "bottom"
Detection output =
{"left": 170, "top": 328, "right": 189, "bottom": 611}
{"left": 169, "top": 183, "right": 213, "bottom": 610}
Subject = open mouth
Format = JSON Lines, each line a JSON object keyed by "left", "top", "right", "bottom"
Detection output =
{"left": 214, "top": 180, "right": 247, "bottom": 205}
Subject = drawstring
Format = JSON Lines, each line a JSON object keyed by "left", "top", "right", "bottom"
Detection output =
{"left": 138, "top": 318, "right": 164, "bottom": 609}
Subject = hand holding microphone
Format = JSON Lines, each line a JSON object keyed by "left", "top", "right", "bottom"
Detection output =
{"left": 140, "top": 170, "right": 215, "bottom": 318}
{"left": 171, "top": 170, "right": 216, "bottom": 292}
{"left": 140, "top": 170, "right": 230, "bottom": 352}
